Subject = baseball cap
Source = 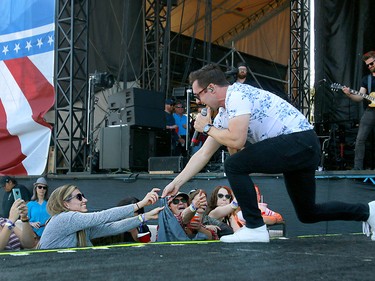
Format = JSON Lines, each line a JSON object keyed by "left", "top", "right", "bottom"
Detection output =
{"left": 0, "top": 175, "right": 15, "bottom": 187}
{"left": 165, "top": 99, "right": 175, "bottom": 105}
{"left": 169, "top": 192, "right": 189, "bottom": 203}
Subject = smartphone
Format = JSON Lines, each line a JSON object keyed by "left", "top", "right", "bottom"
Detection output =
{"left": 12, "top": 188, "right": 22, "bottom": 201}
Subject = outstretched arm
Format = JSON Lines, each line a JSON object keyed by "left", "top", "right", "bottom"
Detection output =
{"left": 162, "top": 137, "right": 221, "bottom": 197}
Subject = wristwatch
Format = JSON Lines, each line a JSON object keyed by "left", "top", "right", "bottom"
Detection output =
{"left": 203, "top": 124, "right": 213, "bottom": 135}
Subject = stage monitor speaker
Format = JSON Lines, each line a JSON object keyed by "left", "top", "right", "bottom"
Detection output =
{"left": 148, "top": 156, "right": 186, "bottom": 173}
{"left": 100, "top": 126, "right": 171, "bottom": 171}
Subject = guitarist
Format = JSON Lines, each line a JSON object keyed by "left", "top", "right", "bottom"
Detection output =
{"left": 342, "top": 51, "right": 375, "bottom": 170}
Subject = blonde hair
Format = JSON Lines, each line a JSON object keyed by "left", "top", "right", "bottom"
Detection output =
{"left": 47, "top": 184, "right": 87, "bottom": 247}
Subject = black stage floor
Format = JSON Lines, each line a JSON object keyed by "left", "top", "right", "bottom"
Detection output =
{"left": 2, "top": 234, "right": 375, "bottom": 281}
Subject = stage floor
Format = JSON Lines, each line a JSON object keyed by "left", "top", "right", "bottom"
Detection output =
{"left": 2, "top": 234, "right": 375, "bottom": 281}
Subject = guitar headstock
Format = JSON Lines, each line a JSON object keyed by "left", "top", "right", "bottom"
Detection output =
{"left": 330, "top": 83, "right": 344, "bottom": 92}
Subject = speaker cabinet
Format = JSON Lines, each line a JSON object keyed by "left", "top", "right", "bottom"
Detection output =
{"left": 100, "top": 126, "right": 171, "bottom": 171}
{"left": 148, "top": 156, "right": 187, "bottom": 173}
{"left": 107, "top": 88, "right": 165, "bottom": 128}
{"left": 107, "top": 107, "right": 165, "bottom": 128}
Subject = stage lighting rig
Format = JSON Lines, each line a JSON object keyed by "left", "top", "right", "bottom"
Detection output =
{"left": 92, "top": 71, "right": 114, "bottom": 89}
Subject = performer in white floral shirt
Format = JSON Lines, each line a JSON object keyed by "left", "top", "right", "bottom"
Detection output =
{"left": 162, "top": 64, "right": 375, "bottom": 243}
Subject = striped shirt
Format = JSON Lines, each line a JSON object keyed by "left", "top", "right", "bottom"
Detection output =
{"left": 0, "top": 218, "right": 21, "bottom": 250}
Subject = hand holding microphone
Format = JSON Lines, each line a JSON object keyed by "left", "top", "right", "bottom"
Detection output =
{"left": 190, "top": 107, "right": 208, "bottom": 147}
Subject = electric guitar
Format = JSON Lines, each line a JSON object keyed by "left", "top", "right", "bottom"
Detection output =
{"left": 330, "top": 83, "right": 375, "bottom": 107}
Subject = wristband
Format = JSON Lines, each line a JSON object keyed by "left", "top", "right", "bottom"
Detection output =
{"left": 135, "top": 202, "right": 140, "bottom": 210}
{"left": 189, "top": 203, "right": 197, "bottom": 213}
{"left": 138, "top": 214, "right": 143, "bottom": 223}
{"left": 230, "top": 201, "right": 239, "bottom": 209}
{"left": 5, "top": 219, "right": 15, "bottom": 230}
{"left": 138, "top": 213, "right": 146, "bottom": 223}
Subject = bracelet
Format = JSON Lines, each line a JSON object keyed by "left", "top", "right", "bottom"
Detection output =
{"left": 21, "top": 217, "right": 30, "bottom": 222}
{"left": 230, "top": 201, "right": 239, "bottom": 209}
{"left": 189, "top": 203, "right": 197, "bottom": 213}
{"left": 135, "top": 202, "right": 140, "bottom": 210}
{"left": 5, "top": 219, "right": 15, "bottom": 230}
{"left": 138, "top": 214, "right": 146, "bottom": 223}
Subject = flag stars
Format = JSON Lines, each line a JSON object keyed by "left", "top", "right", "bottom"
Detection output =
{"left": 48, "top": 36, "right": 54, "bottom": 46}
{"left": 14, "top": 43, "right": 21, "bottom": 53}
{"left": 25, "top": 41, "right": 32, "bottom": 51}
{"left": 37, "top": 38, "right": 43, "bottom": 48}
{"left": 2, "top": 45, "right": 9, "bottom": 55}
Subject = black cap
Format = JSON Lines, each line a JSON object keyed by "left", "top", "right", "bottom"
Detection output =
{"left": 165, "top": 99, "right": 175, "bottom": 105}
{"left": 0, "top": 175, "right": 15, "bottom": 187}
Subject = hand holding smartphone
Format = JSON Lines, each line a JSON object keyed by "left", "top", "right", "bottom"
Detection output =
{"left": 12, "top": 188, "right": 22, "bottom": 201}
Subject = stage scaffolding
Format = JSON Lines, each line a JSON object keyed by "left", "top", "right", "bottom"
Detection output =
{"left": 53, "top": 0, "right": 311, "bottom": 174}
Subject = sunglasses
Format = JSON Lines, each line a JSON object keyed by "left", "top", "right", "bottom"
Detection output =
{"left": 366, "top": 60, "right": 375, "bottom": 67}
{"left": 193, "top": 85, "right": 209, "bottom": 101}
{"left": 217, "top": 193, "right": 231, "bottom": 200}
{"left": 37, "top": 185, "right": 48, "bottom": 190}
{"left": 65, "top": 193, "right": 85, "bottom": 202}
{"left": 171, "top": 198, "right": 188, "bottom": 205}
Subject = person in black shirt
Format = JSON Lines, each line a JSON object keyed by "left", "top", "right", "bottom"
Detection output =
{"left": 1, "top": 176, "right": 31, "bottom": 218}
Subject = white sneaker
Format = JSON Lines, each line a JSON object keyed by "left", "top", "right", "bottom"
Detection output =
{"left": 220, "top": 225, "right": 270, "bottom": 243}
{"left": 363, "top": 201, "right": 375, "bottom": 241}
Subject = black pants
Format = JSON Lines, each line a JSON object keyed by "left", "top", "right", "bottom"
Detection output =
{"left": 224, "top": 130, "right": 369, "bottom": 228}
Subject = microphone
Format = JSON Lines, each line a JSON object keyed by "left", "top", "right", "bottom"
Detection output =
{"left": 225, "top": 67, "right": 238, "bottom": 76}
{"left": 190, "top": 108, "right": 207, "bottom": 147}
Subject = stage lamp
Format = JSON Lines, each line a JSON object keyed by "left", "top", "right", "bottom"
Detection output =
{"left": 93, "top": 71, "right": 114, "bottom": 89}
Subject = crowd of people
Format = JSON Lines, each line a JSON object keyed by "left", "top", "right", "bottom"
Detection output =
{"left": 0, "top": 174, "right": 284, "bottom": 250}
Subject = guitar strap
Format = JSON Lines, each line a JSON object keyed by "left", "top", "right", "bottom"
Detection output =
{"left": 368, "top": 74, "right": 372, "bottom": 93}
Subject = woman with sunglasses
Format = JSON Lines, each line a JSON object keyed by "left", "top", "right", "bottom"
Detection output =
{"left": 207, "top": 185, "right": 242, "bottom": 232}
{"left": 38, "top": 184, "right": 164, "bottom": 249}
{"left": 26, "top": 177, "right": 50, "bottom": 238}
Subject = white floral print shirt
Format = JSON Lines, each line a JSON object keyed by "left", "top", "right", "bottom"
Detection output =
{"left": 213, "top": 83, "right": 313, "bottom": 144}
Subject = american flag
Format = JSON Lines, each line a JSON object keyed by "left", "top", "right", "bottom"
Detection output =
{"left": 0, "top": 0, "right": 55, "bottom": 175}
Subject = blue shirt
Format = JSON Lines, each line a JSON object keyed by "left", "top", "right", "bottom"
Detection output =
{"left": 173, "top": 113, "right": 188, "bottom": 136}
{"left": 27, "top": 200, "right": 50, "bottom": 237}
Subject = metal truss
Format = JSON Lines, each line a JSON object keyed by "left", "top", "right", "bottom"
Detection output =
{"left": 52, "top": 0, "right": 310, "bottom": 173}
{"left": 54, "top": 0, "right": 89, "bottom": 173}
{"left": 289, "top": 0, "right": 310, "bottom": 119}
{"left": 142, "top": 0, "right": 174, "bottom": 94}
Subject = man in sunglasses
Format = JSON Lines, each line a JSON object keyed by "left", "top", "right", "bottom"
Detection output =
{"left": 342, "top": 51, "right": 375, "bottom": 170}
{"left": 162, "top": 63, "right": 375, "bottom": 243}
{"left": 167, "top": 191, "right": 214, "bottom": 240}
{"left": 1, "top": 175, "right": 31, "bottom": 218}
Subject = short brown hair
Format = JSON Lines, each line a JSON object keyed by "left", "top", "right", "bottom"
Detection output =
{"left": 362, "top": 51, "right": 375, "bottom": 61}
{"left": 189, "top": 64, "right": 230, "bottom": 88}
